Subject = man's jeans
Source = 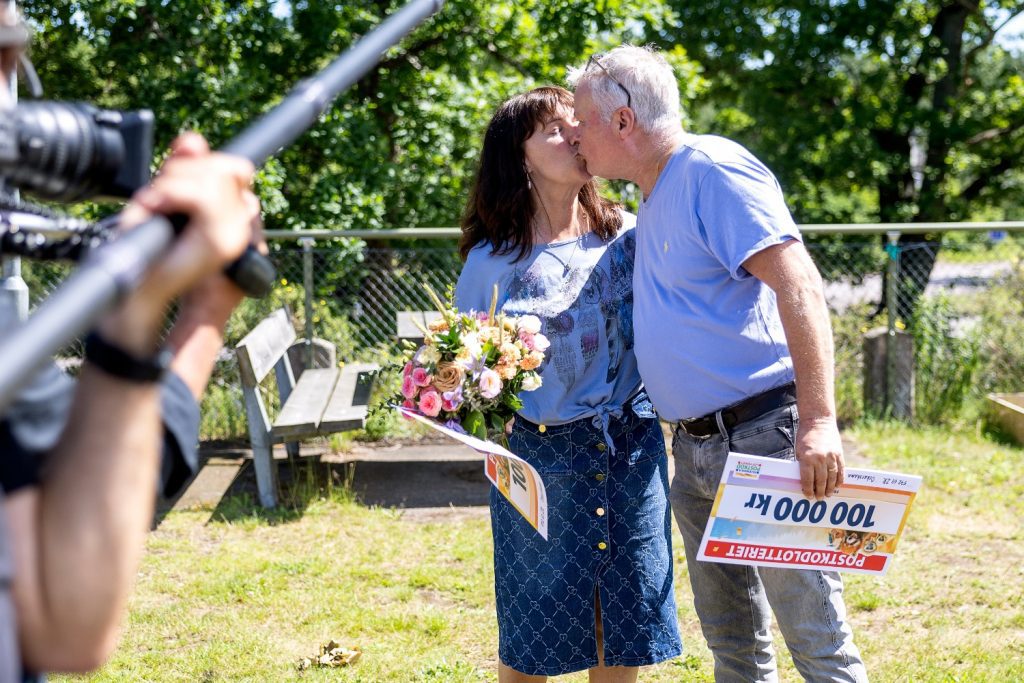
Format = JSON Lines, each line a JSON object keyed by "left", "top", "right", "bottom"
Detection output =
{"left": 670, "top": 403, "right": 868, "bottom": 682}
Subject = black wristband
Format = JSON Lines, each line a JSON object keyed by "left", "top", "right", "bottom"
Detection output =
{"left": 84, "top": 332, "right": 173, "bottom": 383}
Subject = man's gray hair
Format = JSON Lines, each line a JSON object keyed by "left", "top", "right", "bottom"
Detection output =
{"left": 566, "top": 45, "right": 682, "bottom": 138}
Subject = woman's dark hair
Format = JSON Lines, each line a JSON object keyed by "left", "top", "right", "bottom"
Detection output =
{"left": 459, "top": 86, "right": 622, "bottom": 262}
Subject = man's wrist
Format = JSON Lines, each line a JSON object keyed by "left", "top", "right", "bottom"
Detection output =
{"left": 801, "top": 415, "right": 838, "bottom": 427}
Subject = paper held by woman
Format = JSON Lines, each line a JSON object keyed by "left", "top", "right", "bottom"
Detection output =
{"left": 396, "top": 406, "right": 548, "bottom": 539}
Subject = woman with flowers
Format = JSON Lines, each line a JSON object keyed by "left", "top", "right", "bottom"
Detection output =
{"left": 455, "top": 86, "right": 681, "bottom": 682}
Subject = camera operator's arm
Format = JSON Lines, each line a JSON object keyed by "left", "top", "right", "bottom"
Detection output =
{"left": 5, "top": 136, "right": 255, "bottom": 672}
{"left": 158, "top": 137, "right": 266, "bottom": 496}
{"left": 164, "top": 135, "right": 265, "bottom": 402}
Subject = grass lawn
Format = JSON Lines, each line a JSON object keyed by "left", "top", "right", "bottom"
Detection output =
{"left": 56, "top": 422, "right": 1023, "bottom": 682}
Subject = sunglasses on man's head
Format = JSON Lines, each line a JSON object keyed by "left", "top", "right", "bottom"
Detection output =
{"left": 587, "top": 54, "right": 632, "bottom": 110}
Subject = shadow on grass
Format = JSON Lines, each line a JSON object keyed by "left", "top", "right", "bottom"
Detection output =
{"left": 193, "top": 454, "right": 489, "bottom": 525}
{"left": 204, "top": 458, "right": 357, "bottom": 525}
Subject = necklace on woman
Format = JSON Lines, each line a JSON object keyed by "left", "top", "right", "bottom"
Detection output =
{"left": 533, "top": 190, "right": 590, "bottom": 276}
{"left": 553, "top": 227, "right": 587, "bottom": 275}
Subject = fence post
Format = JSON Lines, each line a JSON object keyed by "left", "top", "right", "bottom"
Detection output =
{"left": 300, "top": 236, "right": 315, "bottom": 369}
{"left": 885, "top": 232, "right": 901, "bottom": 412}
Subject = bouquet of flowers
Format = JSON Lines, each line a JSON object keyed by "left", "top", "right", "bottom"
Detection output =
{"left": 392, "top": 285, "right": 548, "bottom": 442}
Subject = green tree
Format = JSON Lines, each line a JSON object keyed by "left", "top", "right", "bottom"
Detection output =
{"left": 19, "top": 0, "right": 704, "bottom": 328}
{"left": 659, "top": 1, "right": 1024, "bottom": 319}
{"left": 20, "top": 0, "right": 696, "bottom": 232}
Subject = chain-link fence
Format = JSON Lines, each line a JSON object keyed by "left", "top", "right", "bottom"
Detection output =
{"left": 11, "top": 226, "right": 1024, "bottom": 431}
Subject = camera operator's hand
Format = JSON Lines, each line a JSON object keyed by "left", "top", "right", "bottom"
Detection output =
{"left": 161, "top": 133, "right": 268, "bottom": 399}
{"left": 157, "top": 133, "right": 264, "bottom": 317}
{"left": 101, "top": 133, "right": 256, "bottom": 353}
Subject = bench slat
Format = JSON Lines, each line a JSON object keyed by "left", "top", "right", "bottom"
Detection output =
{"left": 396, "top": 310, "right": 443, "bottom": 344}
{"left": 271, "top": 367, "right": 339, "bottom": 440}
{"left": 236, "top": 309, "right": 297, "bottom": 385}
{"left": 320, "top": 362, "right": 378, "bottom": 432}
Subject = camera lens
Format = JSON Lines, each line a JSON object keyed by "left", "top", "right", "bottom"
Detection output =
{"left": 1, "top": 102, "right": 125, "bottom": 202}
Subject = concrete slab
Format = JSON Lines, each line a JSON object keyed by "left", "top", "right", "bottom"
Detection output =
{"left": 330, "top": 440, "right": 490, "bottom": 514}
{"left": 169, "top": 457, "right": 244, "bottom": 512}
{"left": 167, "top": 430, "right": 870, "bottom": 524}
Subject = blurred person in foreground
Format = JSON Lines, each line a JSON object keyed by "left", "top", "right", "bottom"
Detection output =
{"left": 567, "top": 46, "right": 867, "bottom": 682}
{"left": 0, "top": 3, "right": 259, "bottom": 678}
{"left": 456, "top": 86, "right": 681, "bottom": 683}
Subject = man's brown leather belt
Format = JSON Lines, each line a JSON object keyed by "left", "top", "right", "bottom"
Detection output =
{"left": 677, "top": 382, "right": 797, "bottom": 438}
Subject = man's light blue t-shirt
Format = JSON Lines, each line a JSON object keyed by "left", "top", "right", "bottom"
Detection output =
{"left": 455, "top": 214, "right": 641, "bottom": 426}
{"left": 633, "top": 134, "right": 800, "bottom": 421}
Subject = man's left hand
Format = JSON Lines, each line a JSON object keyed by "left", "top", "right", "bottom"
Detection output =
{"left": 795, "top": 416, "right": 844, "bottom": 499}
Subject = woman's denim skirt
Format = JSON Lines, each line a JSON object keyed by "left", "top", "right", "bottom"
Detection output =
{"left": 491, "top": 391, "right": 682, "bottom": 676}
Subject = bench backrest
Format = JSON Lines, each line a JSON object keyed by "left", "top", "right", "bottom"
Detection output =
{"left": 235, "top": 308, "right": 297, "bottom": 387}
{"left": 396, "top": 310, "right": 444, "bottom": 345}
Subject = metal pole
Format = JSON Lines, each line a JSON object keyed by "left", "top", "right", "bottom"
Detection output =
{"left": 0, "top": 257, "right": 28, "bottom": 322}
{"left": 0, "top": 0, "right": 28, "bottom": 325}
{"left": 885, "top": 231, "right": 901, "bottom": 416}
{"left": 300, "top": 236, "right": 315, "bottom": 369}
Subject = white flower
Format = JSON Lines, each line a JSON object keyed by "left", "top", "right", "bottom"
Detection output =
{"left": 461, "top": 331, "right": 483, "bottom": 357}
{"left": 417, "top": 346, "right": 441, "bottom": 366}
{"left": 520, "top": 372, "right": 542, "bottom": 392}
{"left": 517, "top": 315, "right": 542, "bottom": 334}
{"left": 531, "top": 333, "right": 550, "bottom": 352}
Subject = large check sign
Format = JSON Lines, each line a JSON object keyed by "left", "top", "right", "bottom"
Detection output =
{"left": 698, "top": 453, "right": 921, "bottom": 575}
{"left": 396, "top": 407, "right": 549, "bottom": 539}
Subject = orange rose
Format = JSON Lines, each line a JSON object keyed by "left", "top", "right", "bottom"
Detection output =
{"left": 519, "top": 351, "right": 543, "bottom": 371}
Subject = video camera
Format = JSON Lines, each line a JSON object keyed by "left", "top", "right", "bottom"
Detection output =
{"left": 0, "top": 101, "right": 153, "bottom": 203}
{"left": 0, "top": 101, "right": 155, "bottom": 261}
{"left": 0, "top": 3, "right": 154, "bottom": 261}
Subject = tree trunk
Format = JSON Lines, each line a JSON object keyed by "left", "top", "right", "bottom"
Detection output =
{"left": 875, "top": 2, "right": 975, "bottom": 320}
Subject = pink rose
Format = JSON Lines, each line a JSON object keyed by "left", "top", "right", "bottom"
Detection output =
{"left": 401, "top": 375, "right": 417, "bottom": 399}
{"left": 418, "top": 389, "right": 442, "bottom": 417}
{"left": 412, "top": 367, "right": 432, "bottom": 387}
{"left": 518, "top": 330, "right": 536, "bottom": 351}
{"left": 478, "top": 368, "right": 502, "bottom": 399}
{"left": 403, "top": 361, "right": 413, "bottom": 377}
{"left": 401, "top": 398, "right": 417, "bottom": 420}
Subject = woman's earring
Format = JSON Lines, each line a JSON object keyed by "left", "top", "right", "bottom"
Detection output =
{"left": 525, "top": 169, "right": 532, "bottom": 189}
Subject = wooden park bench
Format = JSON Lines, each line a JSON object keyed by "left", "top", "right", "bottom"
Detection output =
{"left": 395, "top": 310, "right": 444, "bottom": 347}
{"left": 235, "top": 308, "right": 377, "bottom": 507}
